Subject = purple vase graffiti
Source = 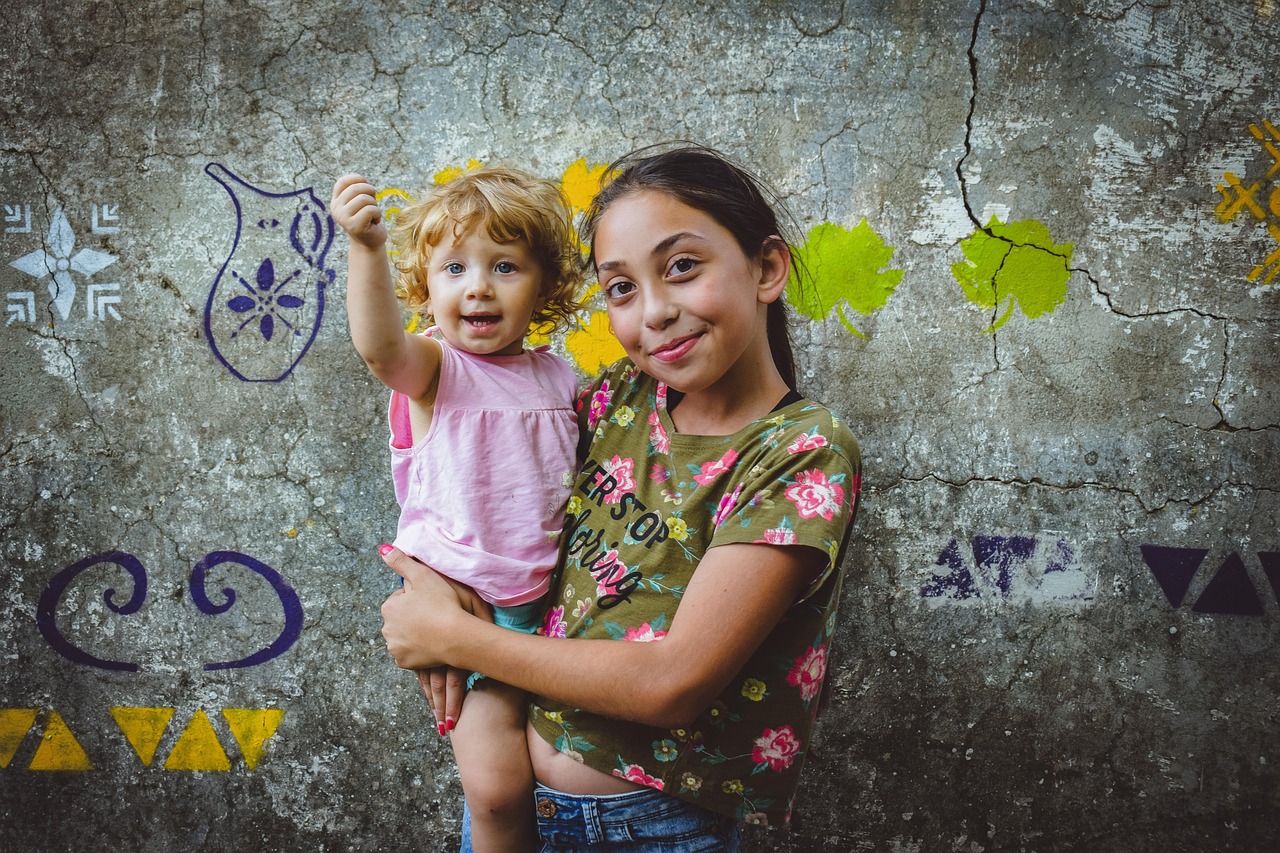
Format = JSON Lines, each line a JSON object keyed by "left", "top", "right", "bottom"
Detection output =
{"left": 204, "top": 163, "right": 334, "bottom": 382}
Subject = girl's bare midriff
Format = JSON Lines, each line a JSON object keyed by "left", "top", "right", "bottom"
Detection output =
{"left": 527, "top": 722, "right": 643, "bottom": 795}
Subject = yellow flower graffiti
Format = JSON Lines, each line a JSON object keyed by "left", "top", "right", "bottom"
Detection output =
{"left": 564, "top": 301, "right": 626, "bottom": 375}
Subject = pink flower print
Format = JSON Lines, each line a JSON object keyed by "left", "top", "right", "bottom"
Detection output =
{"left": 713, "top": 484, "right": 744, "bottom": 528}
{"left": 614, "top": 763, "right": 665, "bottom": 791}
{"left": 787, "top": 430, "right": 828, "bottom": 455}
{"left": 543, "top": 605, "right": 567, "bottom": 639}
{"left": 595, "top": 455, "right": 636, "bottom": 504}
{"left": 649, "top": 464, "right": 671, "bottom": 483}
{"left": 594, "top": 554, "right": 629, "bottom": 598}
{"left": 623, "top": 622, "right": 667, "bottom": 642}
{"left": 587, "top": 381, "right": 611, "bottom": 430}
{"left": 786, "top": 644, "right": 827, "bottom": 702}
{"left": 784, "top": 469, "right": 845, "bottom": 521}
{"left": 757, "top": 526, "right": 796, "bottom": 546}
{"left": 648, "top": 411, "right": 670, "bottom": 454}
{"left": 655, "top": 382, "right": 668, "bottom": 410}
{"left": 751, "top": 725, "right": 801, "bottom": 772}
{"left": 694, "top": 449, "right": 739, "bottom": 486}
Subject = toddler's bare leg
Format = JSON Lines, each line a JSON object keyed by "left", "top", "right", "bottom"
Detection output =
{"left": 450, "top": 679, "right": 535, "bottom": 853}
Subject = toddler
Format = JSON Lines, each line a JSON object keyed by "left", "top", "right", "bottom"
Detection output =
{"left": 332, "top": 166, "right": 582, "bottom": 853}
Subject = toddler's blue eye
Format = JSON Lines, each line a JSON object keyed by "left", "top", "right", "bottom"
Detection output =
{"left": 445, "top": 262, "right": 465, "bottom": 275}
{"left": 496, "top": 261, "right": 516, "bottom": 273}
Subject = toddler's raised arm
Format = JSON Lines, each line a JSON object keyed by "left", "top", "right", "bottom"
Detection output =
{"left": 331, "top": 174, "right": 438, "bottom": 399}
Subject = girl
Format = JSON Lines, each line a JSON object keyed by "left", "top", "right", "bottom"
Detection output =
{"left": 380, "top": 145, "right": 861, "bottom": 851}
{"left": 332, "top": 166, "right": 583, "bottom": 853}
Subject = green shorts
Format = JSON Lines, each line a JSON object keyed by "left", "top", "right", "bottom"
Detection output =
{"left": 465, "top": 595, "right": 547, "bottom": 689}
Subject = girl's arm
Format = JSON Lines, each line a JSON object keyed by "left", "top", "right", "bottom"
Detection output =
{"left": 331, "top": 174, "right": 439, "bottom": 399}
{"left": 380, "top": 541, "right": 823, "bottom": 729}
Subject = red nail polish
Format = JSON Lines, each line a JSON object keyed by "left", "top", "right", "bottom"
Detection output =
{"left": 437, "top": 722, "right": 446, "bottom": 736}
{"left": 445, "top": 717, "right": 455, "bottom": 732}
{"left": 379, "top": 544, "right": 394, "bottom": 556}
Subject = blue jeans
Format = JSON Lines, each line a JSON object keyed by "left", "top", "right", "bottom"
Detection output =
{"left": 460, "top": 785, "right": 741, "bottom": 852}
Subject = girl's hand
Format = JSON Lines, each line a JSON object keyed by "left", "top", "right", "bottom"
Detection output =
{"left": 331, "top": 174, "right": 388, "bottom": 249}
{"left": 417, "top": 667, "right": 468, "bottom": 736}
{"left": 379, "top": 546, "right": 493, "bottom": 669}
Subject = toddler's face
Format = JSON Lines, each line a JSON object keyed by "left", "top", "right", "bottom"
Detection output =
{"left": 426, "top": 226, "right": 544, "bottom": 356}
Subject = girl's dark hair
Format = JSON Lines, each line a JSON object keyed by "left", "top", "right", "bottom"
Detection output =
{"left": 580, "top": 143, "right": 801, "bottom": 391}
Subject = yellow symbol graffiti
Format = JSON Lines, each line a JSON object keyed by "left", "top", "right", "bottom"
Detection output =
{"left": 164, "top": 709, "right": 232, "bottom": 771}
{"left": 222, "top": 707, "right": 285, "bottom": 771}
{"left": 111, "top": 706, "right": 175, "bottom": 766}
{"left": 0, "top": 708, "right": 38, "bottom": 768}
{"left": 0, "top": 707, "right": 285, "bottom": 772}
{"left": 1215, "top": 120, "right": 1280, "bottom": 286}
{"left": 29, "top": 711, "right": 94, "bottom": 771}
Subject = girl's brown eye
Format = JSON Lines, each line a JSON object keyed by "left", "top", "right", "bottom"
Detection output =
{"left": 671, "top": 258, "right": 696, "bottom": 275}
{"left": 605, "top": 280, "right": 636, "bottom": 300}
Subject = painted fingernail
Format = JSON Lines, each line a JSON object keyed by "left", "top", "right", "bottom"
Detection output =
{"left": 445, "top": 717, "right": 455, "bottom": 732}
{"left": 437, "top": 722, "right": 446, "bottom": 736}
{"left": 379, "top": 544, "right": 394, "bottom": 556}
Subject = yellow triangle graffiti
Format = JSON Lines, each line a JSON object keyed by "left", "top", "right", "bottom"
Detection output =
{"left": 0, "top": 708, "right": 38, "bottom": 768}
{"left": 28, "top": 710, "right": 94, "bottom": 771}
{"left": 222, "top": 708, "right": 284, "bottom": 770}
{"left": 164, "top": 710, "right": 231, "bottom": 772}
{"left": 111, "top": 707, "right": 175, "bottom": 767}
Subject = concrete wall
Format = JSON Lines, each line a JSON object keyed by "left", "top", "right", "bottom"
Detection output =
{"left": 2, "top": 1, "right": 1277, "bottom": 850}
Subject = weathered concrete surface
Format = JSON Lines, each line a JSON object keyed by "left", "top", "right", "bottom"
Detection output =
{"left": 1, "top": 1, "right": 1276, "bottom": 850}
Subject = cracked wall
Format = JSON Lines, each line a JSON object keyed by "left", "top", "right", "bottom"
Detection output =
{"left": 1, "top": 1, "right": 1277, "bottom": 850}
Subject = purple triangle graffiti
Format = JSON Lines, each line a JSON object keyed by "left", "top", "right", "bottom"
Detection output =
{"left": 1191, "top": 553, "right": 1264, "bottom": 616}
{"left": 1139, "top": 545, "right": 1207, "bottom": 608}
{"left": 1259, "top": 552, "right": 1280, "bottom": 604}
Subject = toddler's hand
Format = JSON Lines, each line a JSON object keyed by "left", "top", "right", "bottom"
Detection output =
{"left": 331, "top": 174, "right": 388, "bottom": 249}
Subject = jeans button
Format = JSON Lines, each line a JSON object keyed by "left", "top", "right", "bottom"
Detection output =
{"left": 536, "top": 798, "right": 557, "bottom": 818}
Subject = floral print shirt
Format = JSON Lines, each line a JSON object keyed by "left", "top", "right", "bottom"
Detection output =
{"left": 530, "top": 360, "right": 861, "bottom": 825}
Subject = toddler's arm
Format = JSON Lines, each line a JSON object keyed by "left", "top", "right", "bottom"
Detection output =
{"left": 331, "top": 174, "right": 439, "bottom": 399}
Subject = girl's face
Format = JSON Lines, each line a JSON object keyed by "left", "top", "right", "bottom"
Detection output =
{"left": 425, "top": 226, "right": 544, "bottom": 356}
{"left": 593, "top": 190, "right": 785, "bottom": 399}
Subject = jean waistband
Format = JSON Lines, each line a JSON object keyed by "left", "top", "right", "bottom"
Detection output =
{"left": 533, "top": 783, "right": 737, "bottom": 848}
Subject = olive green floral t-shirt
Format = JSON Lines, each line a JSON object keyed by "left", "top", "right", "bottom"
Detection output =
{"left": 530, "top": 360, "right": 861, "bottom": 825}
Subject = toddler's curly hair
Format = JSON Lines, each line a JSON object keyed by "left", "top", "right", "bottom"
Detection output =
{"left": 391, "top": 166, "right": 583, "bottom": 332}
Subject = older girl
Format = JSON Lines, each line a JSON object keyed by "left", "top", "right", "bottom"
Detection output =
{"left": 381, "top": 145, "right": 861, "bottom": 851}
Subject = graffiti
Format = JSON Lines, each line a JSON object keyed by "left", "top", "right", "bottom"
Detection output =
{"left": 787, "top": 220, "right": 904, "bottom": 339}
{"left": 6, "top": 291, "right": 34, "bottom": 326}
{"left": 921, "top": 535, "right": 1095, "bottom": 603}
{"left": 1215, "top": 119, "right": 1280, "bottom": 287}
{"left": 951, "top": 217, "right": 1074, "bottom": 333}
{"left": 0, "top": 707, "right": 284, "bottom": 772}
{"left": 204, "top": 163, "right": 334, "bottom": 382}
{"left": 4, "top": 204, "right": 32, "bottom": 233}
{"left": 36, "top": 550, "right": 304, "bottom": 671}
{"left": 1141, "top": 545, "right": 1277, "bottom": 616}
{"left": 7, "top": 207, "right": 120, "bottom": 323}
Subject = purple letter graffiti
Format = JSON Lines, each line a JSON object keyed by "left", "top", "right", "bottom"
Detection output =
{"left": 204, "top": 163, "right": 334, "bottom": 382}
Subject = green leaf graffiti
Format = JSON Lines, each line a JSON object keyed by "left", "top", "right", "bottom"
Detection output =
{"left": 787, "top": 220, "right": 903, "bottom": 339}
{"left": 951, "top": 217, "right": 1074, "bottom": 333}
